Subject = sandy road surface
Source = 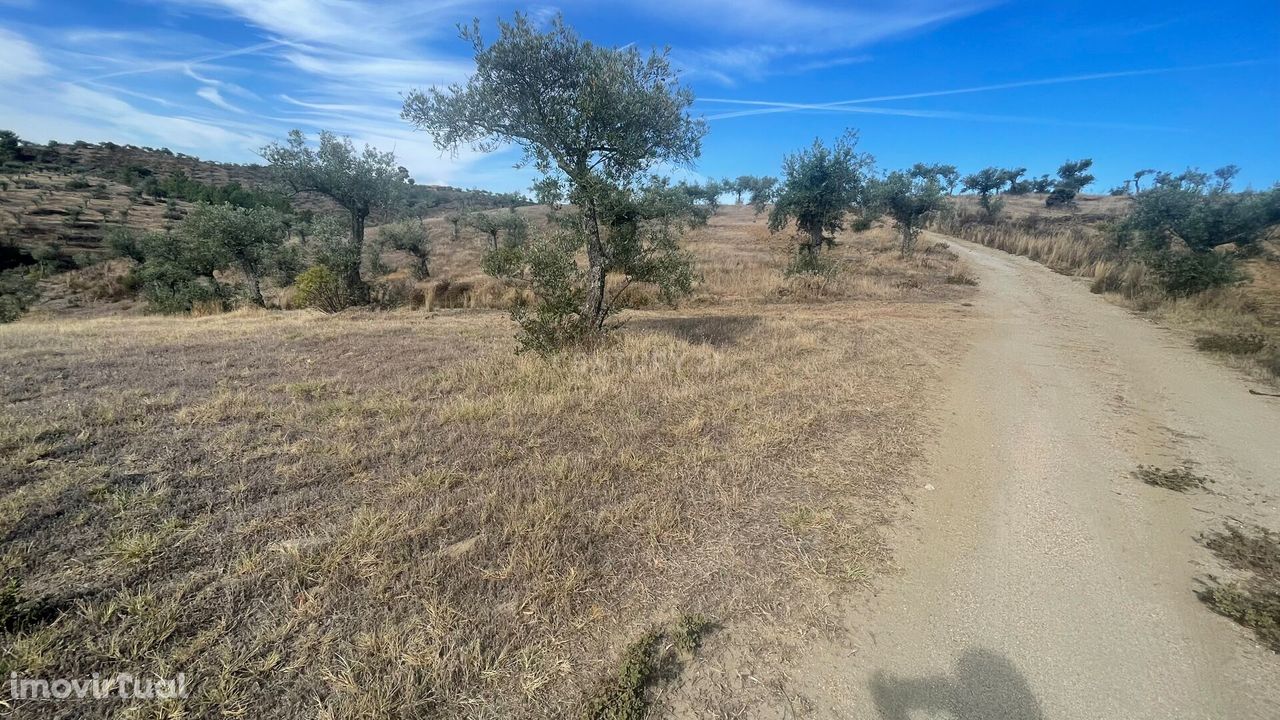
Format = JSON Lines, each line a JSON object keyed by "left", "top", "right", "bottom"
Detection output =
{"left": 790, "top": 235, "right": 1280, "bottom": 719}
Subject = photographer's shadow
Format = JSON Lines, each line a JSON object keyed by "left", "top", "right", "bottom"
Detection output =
{"left": 870, "top": 647, "right": 1045, "bottom": 720}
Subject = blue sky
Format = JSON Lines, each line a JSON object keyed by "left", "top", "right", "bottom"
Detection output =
{"left": 1, "top": 0, "right": 1277, "bottom": 193}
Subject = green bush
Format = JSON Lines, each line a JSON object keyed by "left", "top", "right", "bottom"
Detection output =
{"left": 134, "top": 262, "right": 223, "bottom": 314}
{"left": 1144, "top": 250, "right": 1242, "bottom": 297}
{"left": 293, "top": 265, "right": 348, "bottom": 313}
{"left": 0, "top": 268, "right": 38, "bottom": 323}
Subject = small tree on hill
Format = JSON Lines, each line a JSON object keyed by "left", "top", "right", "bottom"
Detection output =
{"left": 1132, "top": 168, "right": 1156, "bottom": 193}
{"left": 962, "top": 167, "right": 1006, "bottom": 219}
{"left": 0, "top": 130, "right": 19, "bottom": 164}
{"left": 768, "top": 131, "right": 873, "bottom": 260}
{"left": 1046, "top": 158, "right": 1094, "bottom": 207}
{"left": 869, "top": 167, "right": 947, "bottom": 256}
{"left": 1213, "top": 165, "right": 1241, "bottom": 193}
{"left": 1001, "top": 167, "right": 1029, "bottom": 194}
{"left": 1030, "top": 174, "right": 1054, "bottom": 193}
{"left": 910, "top": 163, "right": 962, "bottom": 196}
{"left": 379, "top": 219, "right": 433, "bottom": 279}
{"left": 748, "top": 176, "right": 778, "bottom": 215}
{"left": 260, "top": 130, "right": 410, "bottom": 302}
{"left": 403, "top": 13, "right": 706, "bottom": 349}
{"left": 465, "top": 211, "right": 503, "bottom": 251}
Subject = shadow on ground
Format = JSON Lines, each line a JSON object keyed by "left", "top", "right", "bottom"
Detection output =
{"left": 870, "top": 647, "right": 1044, "bottom": 720}
{"left": 633, "top": 314, "right": 761, "bottom": 348}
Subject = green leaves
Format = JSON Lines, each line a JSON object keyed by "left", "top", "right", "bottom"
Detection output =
{"left": 402, "top": 12, "right": 705, "bottom": 184}
{"left": 768, "top": 131, "right": 873, "bottom": 242}
{"left": 867, "top": 169, "right": 947, "bottom": 255}
{"left": 402, "top": 12, "right": 706, "bottom": 351}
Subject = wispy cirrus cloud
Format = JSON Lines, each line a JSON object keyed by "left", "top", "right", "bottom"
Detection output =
{"left": 197, "top": 86, "right": 245, "bottom": 113}
{"left": 651, "top": 0, "right": 998, "bottom": 84}
{"left": 0, "top": 26, "right": 51, "bottom": 82}
{"left": 698, "top": 60, "right": 1269, "bottom": 125}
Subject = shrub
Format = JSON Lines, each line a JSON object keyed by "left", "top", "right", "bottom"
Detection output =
{"left": 293, "top": 265, "right": 347, "bottom": 313}
{"left": 134, "top": 261, "right": 223, "bottom": 314}
{"left": 1045, "top": 158, "right": 1094, "bottom": 207}
{"left": 783, "top": 246, "right": 842, "bottom": 282}
{"left": 1194, "top": 333, "right": 1267, "bottom": 355}
{"left": 945, "top": 271, "right": 979, "bottom": 286}
{"left": 1144, "top": 250, "right": 1241, "bottom": 297}
{"left": 0, "top": 268, "right": 38, "bottom": 323}
{"left": 369, "top": 277, "right": 412, "bottom": 309}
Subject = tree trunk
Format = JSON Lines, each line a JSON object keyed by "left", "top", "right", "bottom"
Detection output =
{"left": 346, "top": 210, "right": 370, "bottom": 304}
{"left": 808, "top": 225, "right": 825, "bottom": 255}
{"left": 580, "top": 197, "right": 608, "bottom": 331}
{"left": 249, "top": 273, "right": 264, "bottom": 306}
{"left": 900, "top": 224, "right": 913, "bottom": 256}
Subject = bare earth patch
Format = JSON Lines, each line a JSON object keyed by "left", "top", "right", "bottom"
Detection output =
{"left": 0, "top": 207, "right": 974, "bottom": 718}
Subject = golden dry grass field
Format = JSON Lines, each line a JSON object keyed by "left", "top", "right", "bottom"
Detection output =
{"left": 0, "top": 206, "right": 977, "bottom": 718}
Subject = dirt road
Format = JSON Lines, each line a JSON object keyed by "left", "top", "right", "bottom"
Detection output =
{"left": 794, "top": 236, "right": 1280, "bottom": 719}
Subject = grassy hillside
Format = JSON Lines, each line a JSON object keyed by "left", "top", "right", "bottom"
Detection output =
{"left": 0, "top": 139, "right": 527, "bottom": 262}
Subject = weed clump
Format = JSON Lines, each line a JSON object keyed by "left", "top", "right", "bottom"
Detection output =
{"left": 582, "top": 614, "right": 716, "bottom": 720}
{"left": 945, "top": 271, "right": 979, "bottom": 286}
{"left": 0, "top": 577, "right": 58, "bottom": 633}
{"left": 1133, "top": 464, "right": 1212, "bottom": 492}
{"left": 1199, "top": 525, "right": 1280, "bottom": 652}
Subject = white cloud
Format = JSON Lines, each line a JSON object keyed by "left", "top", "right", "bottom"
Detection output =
{"left": 652, "top": 0, "right": 997, "bottom": 84}
{"left": 281, "top": 47, "right": 471, "bottom": 96}
{"left": 163, "top": 0, "right": 477, "bottom": 48}
{"left": 197, "top": 86, "right": 244, "bottom": 113}
{"left": 0, "top": 27, "right": 53, "bottom": 83}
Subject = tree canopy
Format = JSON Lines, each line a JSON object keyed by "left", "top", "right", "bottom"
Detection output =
{"left": 260, "top": 130, "right": 410, "bottom": 300}
{"left": 402, "top": 12, "right": 707, "bottom": 348}
{"left": 768, "top": 131, "right": 873, "bottom": 256}
{"left": 869, "top": 167, "right": 948, "bottom": 256}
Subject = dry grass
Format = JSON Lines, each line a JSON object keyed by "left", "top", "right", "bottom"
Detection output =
{"left": 0, "top": 206, "right": 975, "bottom": 718}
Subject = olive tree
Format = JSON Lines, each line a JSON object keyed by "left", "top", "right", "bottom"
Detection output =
{"left": 1046, "top": 158, "right": 1094, "bottom": 207}
{"left": 748, "top": 176, "right": 778, "bottom": 215}
{"left": 869, "top": 167, "right": 947, "bottom": 256}
{"left": 912, "top": 163, "right": 959, "bottom": 195}
{"left": 181, "top": 202, "right": 288, "bottom": 306}
{"left": 260, "top": 130, "right": 410, "bottom": 301}
{"left": 402, "top": 13, "right": 706, "bottom": 345}
{"left": 378, "top": 219, "right": 433, "bottom": 279}
{"left": 962, "top": 167, "right": 1007, "bottom": 218}
{"left": 768, "top": 131, "right": 873, "bottom": 258}
{"left": 464, "top": 211, "right": 503, "bottom": 251}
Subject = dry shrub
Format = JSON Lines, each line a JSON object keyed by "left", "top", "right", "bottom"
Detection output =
{"left": 426, "top": 276, "right": 525, "bottom": 310}
{"left": 1195, "top": 333, "right": 1267, "bottom": 355}
{"left": 61, "top": 259, "right": 134, "bottom": 301}
{"left": 188, "top": 299, "right": 226, "bottom": 317}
